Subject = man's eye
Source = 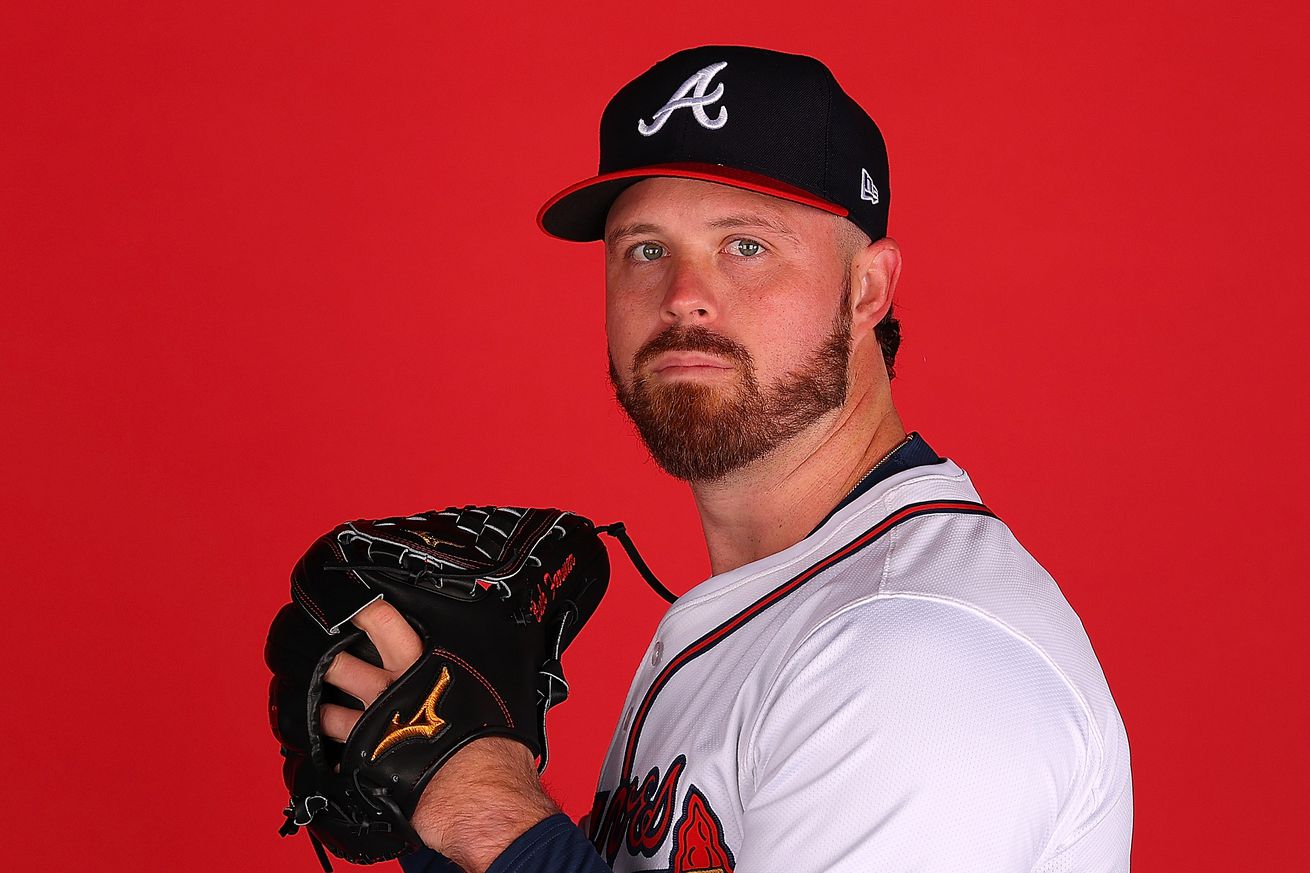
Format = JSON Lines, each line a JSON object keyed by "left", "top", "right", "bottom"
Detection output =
{"left": 731, "top": 239, "right": 763, "bottom": 257}
{"left": 633, "top": 242, "right": 666, "bottom": 261}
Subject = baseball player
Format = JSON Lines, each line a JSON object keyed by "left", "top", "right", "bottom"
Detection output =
{"left": 319, "top": 46, "right": 1134, "bottom": 872}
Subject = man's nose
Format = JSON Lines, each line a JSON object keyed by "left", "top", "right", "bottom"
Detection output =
{"left": 660, "top": 261, "right": 717, "bottom": 325}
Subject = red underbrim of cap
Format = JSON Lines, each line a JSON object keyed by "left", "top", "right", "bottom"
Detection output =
{"left": 537, "top": 162, "right": 849, "bottom": 242}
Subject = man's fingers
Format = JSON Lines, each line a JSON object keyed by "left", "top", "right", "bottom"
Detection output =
{"left": 351, "top": 599, "right": 424, "bottom": 674}
{"left": 324, "top": 649, "right": 394, "bottom": 707}
{"left": 318, "top": 600, "right": 424, "bottom": 745}
{"left": 320, "top": 703, "right": 363, "bottom": 742}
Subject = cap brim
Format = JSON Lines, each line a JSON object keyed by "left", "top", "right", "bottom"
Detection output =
{"left": 537, "top": 162, "right": 848, "bottom": 242}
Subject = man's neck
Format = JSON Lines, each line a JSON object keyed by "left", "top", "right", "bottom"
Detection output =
{"left": 688, "top": 381, "right": 906, "bottom": 576}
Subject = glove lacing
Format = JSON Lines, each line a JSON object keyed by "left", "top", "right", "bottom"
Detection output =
{"left": 535, "top": 601, "right": 576, "bottom": 774}
{"left": 597, "top": 522, "right": 677, "bottom": 604}
{"left": 279, "top": 796, "right": 335, "bottom": 871}
{"left": 530, "top": 522, "right": 672, "bottom": 774}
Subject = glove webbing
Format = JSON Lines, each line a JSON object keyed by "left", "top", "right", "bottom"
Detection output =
{"left": 319, "top": 520, "right": 675, "bottom": 603}
{"left": 319, "top": 562, "right": 485, "bottom": 600}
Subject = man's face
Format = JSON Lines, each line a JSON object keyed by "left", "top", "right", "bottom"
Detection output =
{"left": 604, "top": 178, "right": 855, "bottom": 482}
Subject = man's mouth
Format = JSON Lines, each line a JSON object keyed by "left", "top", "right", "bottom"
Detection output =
{"left": 649, "top": 352, "right": 736, "bottom": 374}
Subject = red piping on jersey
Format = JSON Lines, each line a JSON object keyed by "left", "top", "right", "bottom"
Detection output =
{"left": 619, "top": 499, "right": 996, "bottom": 780}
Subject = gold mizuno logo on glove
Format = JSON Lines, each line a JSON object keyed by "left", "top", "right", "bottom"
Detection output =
{"left": 411, "top": 531, "right": 458, "bottom": 549}
{"left": 370, "top": 665, "right": 452, "bottom": 761}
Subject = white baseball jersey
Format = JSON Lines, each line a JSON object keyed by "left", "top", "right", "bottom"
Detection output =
{"left": 583, "top": 459, "right": 1133, "bottom": 872}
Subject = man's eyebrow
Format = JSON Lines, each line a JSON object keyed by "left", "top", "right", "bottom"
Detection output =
{"left": 605, "top": 223, "right": 661, "bottom": 246}
{"left": 706, "top": 213, "right": 800, "bottom": 242}
{"left": 607, "top": 214, "right": 801, "bottom": 246}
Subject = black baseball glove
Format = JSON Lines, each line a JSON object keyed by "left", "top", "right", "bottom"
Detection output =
{"left": 265, "top": 506, "right": 670, "bottom": 871}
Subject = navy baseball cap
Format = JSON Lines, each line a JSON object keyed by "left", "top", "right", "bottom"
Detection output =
{"left": 538, "top": 45, "right": 890, "bottom": 243}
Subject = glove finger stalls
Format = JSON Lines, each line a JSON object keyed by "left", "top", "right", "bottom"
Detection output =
{"left": 269, "top": 675, "right": 311, "bottom": 752}
{"left": 264, "top": 603, "right": 324, "bottom": 678}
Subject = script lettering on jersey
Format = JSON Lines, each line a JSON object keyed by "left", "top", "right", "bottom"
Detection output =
{"left": 588, "top": 755, "right": 737, "bottom": 872}
{"left": 589, "top": 755, "right": 686, "bottom": 863}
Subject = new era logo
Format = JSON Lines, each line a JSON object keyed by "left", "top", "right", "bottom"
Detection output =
{"left": 860, "top": 168, "right": 880, "bottom": 205}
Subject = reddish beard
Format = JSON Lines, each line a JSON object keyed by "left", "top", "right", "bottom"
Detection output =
{"left": 609, "top": 294, "right": 852, "bottom": 482}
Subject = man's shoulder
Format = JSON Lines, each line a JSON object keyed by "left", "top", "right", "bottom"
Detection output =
{"left": 807, "top": 459, "right": 1075, "bottom": 648}
{"left": 794, "top": 458, "right": 1055, "bottom": 633}
{"left": 775, "top": 461, "right": 1120, "bottom": 724}
{"left": 744, "top": 591, "right": 1131, "bottom": 871}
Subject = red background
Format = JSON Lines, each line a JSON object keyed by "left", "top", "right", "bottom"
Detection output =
{"left": 3, "top": 2, "right": 1306, "bottom": 870}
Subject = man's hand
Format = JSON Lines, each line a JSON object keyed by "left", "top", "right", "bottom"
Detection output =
{"left": 321, "top": 600, "right": 560, "bottom": 873}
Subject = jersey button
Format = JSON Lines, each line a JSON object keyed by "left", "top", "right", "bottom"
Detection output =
{"left": 651, "top": 639, "right": 664, "bottom": 666}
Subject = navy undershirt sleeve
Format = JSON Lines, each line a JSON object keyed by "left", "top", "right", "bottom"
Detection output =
{"left": 398, "top": 815, "right": 610, "bottom": 873}
{"left": 485, "top": 814, "right": 611, "bottom": 873}
{"left": 399, "top": 847, "right": 461, "bottom": 873}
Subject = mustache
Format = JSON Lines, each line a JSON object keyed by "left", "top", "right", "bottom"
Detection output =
{"left": 632, "top": 325, "right": 752, "bottom": 372}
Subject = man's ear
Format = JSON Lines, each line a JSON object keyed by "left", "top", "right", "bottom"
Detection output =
{"left": 849, "top": 237, "right": 902, "bottom": 334}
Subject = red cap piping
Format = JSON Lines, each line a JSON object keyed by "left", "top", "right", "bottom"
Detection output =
{"left": 537, "top": 162, "right": 848, "bottom": 239}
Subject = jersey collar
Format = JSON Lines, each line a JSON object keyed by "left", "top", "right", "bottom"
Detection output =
{"left": 807, "top": 432, "right": 945, "bottom": 537}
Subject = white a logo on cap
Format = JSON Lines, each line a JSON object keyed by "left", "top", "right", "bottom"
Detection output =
{"left": 860, "top": 168, "right": 880, "bottom": 204}
{"left": 638, "top": 62, "right": 728, "bottom": 137}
